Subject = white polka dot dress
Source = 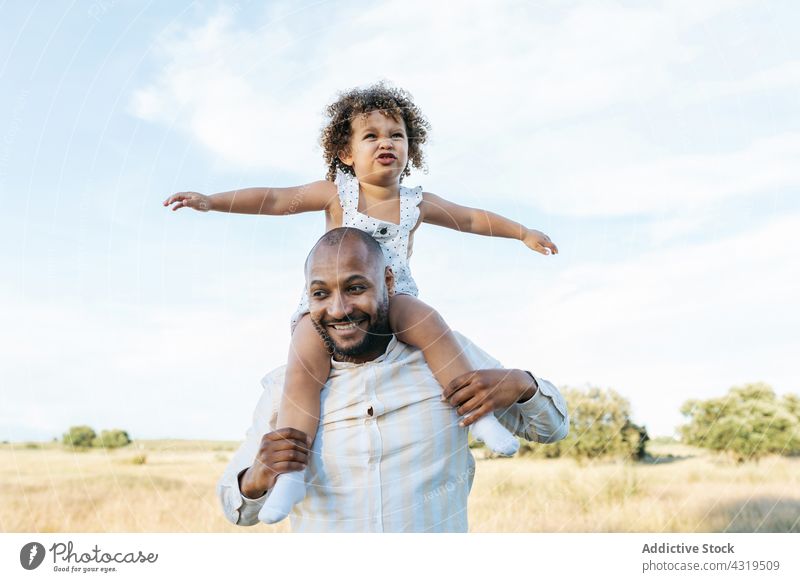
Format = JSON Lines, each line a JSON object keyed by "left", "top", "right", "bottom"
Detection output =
{"left": 290, "top": 169, "right": 423, "bottom": 330}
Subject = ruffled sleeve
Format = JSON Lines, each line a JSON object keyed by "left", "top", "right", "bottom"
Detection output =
{"left": 335, "top": 168, "right": 358, "bottom": 215}
{"left": 401, "top": 185, "right": 424, "bottom": 231}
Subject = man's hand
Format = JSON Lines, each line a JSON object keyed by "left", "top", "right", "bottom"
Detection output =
{"left": 443, "top": 369, "right": 538, "bottom": 427}
{"left": 238, "top": 428, "right": 310, "bottom": 499}
{"left": 523, "top": 229, "right": 558, "bottom": 255}
{"left": 163, "top": 191, "right": 213, "bottom": 212}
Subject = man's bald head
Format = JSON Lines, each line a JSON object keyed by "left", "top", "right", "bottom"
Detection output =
{"left": 305, "top": 227, "right": 386, "bottom": 277}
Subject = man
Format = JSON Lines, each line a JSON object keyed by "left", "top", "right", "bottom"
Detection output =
{"left": 218, "top": 228, "right": 568, "bottom": 532}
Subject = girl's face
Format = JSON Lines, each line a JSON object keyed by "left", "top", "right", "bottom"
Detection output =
{"left": 339, "top": 110, "right": 409, "bottom": 186}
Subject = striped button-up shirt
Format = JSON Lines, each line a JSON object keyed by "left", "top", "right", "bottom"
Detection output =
{"left": 218, "top": 333, "right": 569, "bottom": 532}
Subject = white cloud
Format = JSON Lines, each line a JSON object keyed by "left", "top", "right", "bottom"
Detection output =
{"left": 676, "top": 60, "right": 800, "bottom": 104}
{"left": 529, "top": 131, "right": 800, "bottom": 217}
{"left": 131, "top": 8, "right": 326, "bottom": 174}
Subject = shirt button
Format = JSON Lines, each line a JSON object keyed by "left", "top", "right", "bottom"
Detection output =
{"left": 367, "top": 406, "right": 374, "bottom": 417}
{"left": 379, "top": 228, "right": 387, "bottom": 235}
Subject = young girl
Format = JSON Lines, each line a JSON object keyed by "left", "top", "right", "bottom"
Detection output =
{"left": 164, "top": 83, "right": 558, "bottom": 524}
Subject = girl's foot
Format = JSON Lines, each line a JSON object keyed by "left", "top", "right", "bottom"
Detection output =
{"left": 469, "top": 414, "right": 519, "bottom": 456}
{"left": 258, "top": 470, "right": 306, "bottom": 524}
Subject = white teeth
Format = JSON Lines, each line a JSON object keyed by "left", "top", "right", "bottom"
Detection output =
{"left": 331, "top": 322, "right": 358, "bottom": 330}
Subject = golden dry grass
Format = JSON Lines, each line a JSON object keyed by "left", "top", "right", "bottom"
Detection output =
{"left": 2, "top": 440, "right": 799, "bottom": 533}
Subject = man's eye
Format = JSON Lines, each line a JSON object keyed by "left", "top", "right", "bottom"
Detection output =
{"left": 311, "top": 290, "right": 327, "bottom": 298}
{"left": 348, "top": 285, "right": 365, "bottom": 292}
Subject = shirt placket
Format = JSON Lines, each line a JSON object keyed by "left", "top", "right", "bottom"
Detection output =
{"left": 364, "top": 362, "right": 384, "bottom": 532}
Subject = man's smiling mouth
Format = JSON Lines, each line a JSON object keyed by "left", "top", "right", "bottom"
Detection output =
{"left": 328, "top": 318, "right": 366, "bottom": 330}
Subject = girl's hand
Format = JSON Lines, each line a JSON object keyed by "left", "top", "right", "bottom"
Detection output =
{"left": 163, "top": 192, "right": 212, "bottom": 212}
{"left": 523, "top": 229, "right": 558, "bottom": 255}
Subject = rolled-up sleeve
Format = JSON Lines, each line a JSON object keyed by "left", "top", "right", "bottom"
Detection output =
{"left": 216, "top": 367, "right": 283, "bottom": 526}
{"left": 509, "top": 375, "right": 569, "bottom": 443}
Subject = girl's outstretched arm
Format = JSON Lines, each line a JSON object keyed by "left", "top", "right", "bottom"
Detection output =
{"left": 420, "top": 192, "right": 558, "bottom": 255}
{"left": 163, "top": 180, "right": 338, "bottom": 215}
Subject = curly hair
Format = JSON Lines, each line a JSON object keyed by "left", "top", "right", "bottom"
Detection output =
{"left": 320, "top": 82, "right": 431, "bottom": 182}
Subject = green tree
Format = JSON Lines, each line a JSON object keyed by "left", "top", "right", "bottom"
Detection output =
{"left": 92, "top": 429, "right": 131, "bottom": 449}
{"left": 521, "top": 386, "right": 647, "bottom": 460}
{"left": 62, "top": 425, "right": 96, "bottom": 449}
{"left": 680, "top": 383, "right": 800, "bottom": 462}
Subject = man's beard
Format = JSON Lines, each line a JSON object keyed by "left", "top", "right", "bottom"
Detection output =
{"left": 312, "top": 296, "right": 391, "bottom": 358}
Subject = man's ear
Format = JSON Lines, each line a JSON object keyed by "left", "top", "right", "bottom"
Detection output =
{"left": 384, "top": 266, "right": 396, "bottom": 297}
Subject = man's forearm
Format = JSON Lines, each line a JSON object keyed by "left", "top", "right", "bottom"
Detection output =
{"left": 238, "top": 466, "right": 269, "bottom": 499}
{"left": 517, "top": 370, "right": 539, "bottom": 402}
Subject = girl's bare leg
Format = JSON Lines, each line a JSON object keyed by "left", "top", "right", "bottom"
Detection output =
{"left": 389, "top": 294, "right": 519, "bottom": 456}
{"left": 259, "top": 314, "right": 331, "bottom": 524}
{"left": 277, "top": 314, "right": 330, "bottom": 435}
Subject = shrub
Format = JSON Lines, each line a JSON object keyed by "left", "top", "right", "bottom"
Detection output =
{"left": 62, "top": 426, "right": 97, "bottom": 449}
{"left": 92, "top": 430, "right": 132, "bottom": 449}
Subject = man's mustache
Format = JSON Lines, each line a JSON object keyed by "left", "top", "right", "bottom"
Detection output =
{"left": 319, "top": 313, "right": 369, "bottom": 325}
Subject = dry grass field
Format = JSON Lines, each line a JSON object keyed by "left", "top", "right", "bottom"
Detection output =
{"left": 2, "top": 439, "right": 799, "bottom": 533}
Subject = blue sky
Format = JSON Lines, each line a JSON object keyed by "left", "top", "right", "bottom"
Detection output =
{"left": 1, "top": 0, "right": 798, "bottom": 441}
